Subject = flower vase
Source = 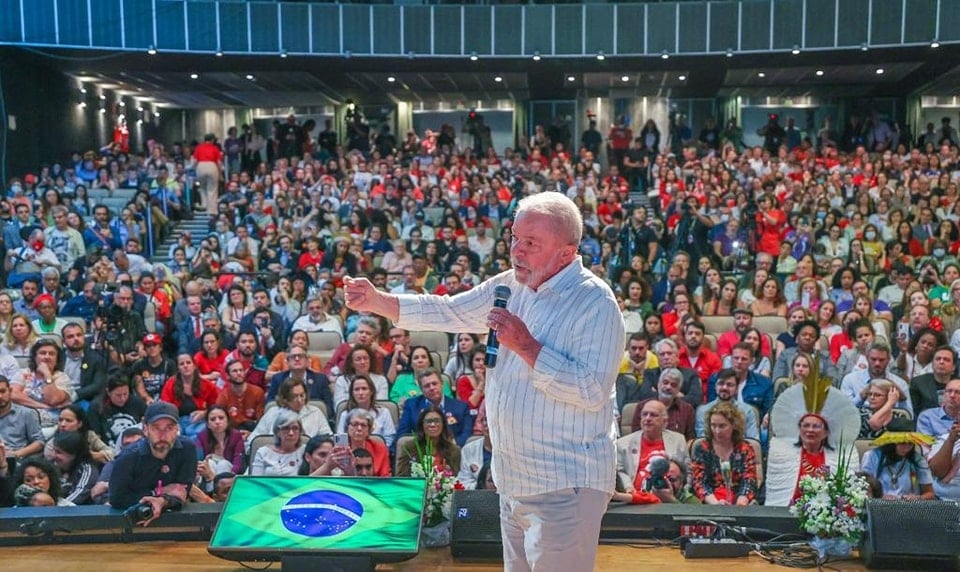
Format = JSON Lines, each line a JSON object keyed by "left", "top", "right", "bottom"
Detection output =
{"left": 421, "top": 519, "right": 451, "bottom": 548}
{"left": 809, "top": 536, "right": 853, "bottom": 561}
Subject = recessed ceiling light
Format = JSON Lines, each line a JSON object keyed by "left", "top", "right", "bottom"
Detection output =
{"left": 78, "top": 102, "right": 86, "bottom": 108}
{"left": 494, "top": 75, "right": 503, "bottom": 82}
{"left": 137, "top": 106, "right": 144, "bottom": 112}
{"left": 875, "top": 68, "right": 884, "bottom": 74}
{"left": 621, "top": 75, "right": 629, "bottom": 82}
{"left": 118, "top": 101, "right": 125, "bottom": 107}
{"left": 815, "top": 70, "right": 824, "bottom": 76}
{"left": 758, "top": 72, "right": 766, "bottom": 78}
{"left": 99, "top": 94, "right": 106, "bottom": 100}
{"left": 661, "top": 50, "right": 670, "bottom": 60}
{"left": 245, "top": 74, "right": 255, "bottom": 80}
{"left": 79, "top": 88, "right": 86, "bottom": 94}
{"left": 678, "top": 74, "right": 687, "bottom": 81}
{"left": 280, "top": 50, "right": 288, "bottom": 59}
{"left": 791, "top": 45, "right": 801, "bottom": 55}
{"left": 596, "top": 51, "right": 605, "bottom": 61}
{"left": 469, "top": 52, "right": 478, "bottom": 61}
{"left": 566, "top": 75, "right": 576, "bottom": 82}
{"left": 860, "top": 43, "right": 869, "bottom": 51}
{"left": 215, "top": 50, "right": 223, "bottom": 57}
{"left": 147, "top": 45, "right": 157, "bottom": 55}
{"left": 387, "top": 76, "right": 396, "bottom": 83}
{"left": 532, "top": 51, "right": 541, "bottom": 61}
{"left": 154, "top": 111, "right": 160, "bottom": 117}
{"left": 99, "top": 108, "right": 106, "bottom": 114}
{"left": 726, "top": 48, "right": 734, "bottom": 58}
{"left": 931, "top": 39, "right": 941, "bottom": 48}
{"left": 190, "top": 73, "right": 199, "bottom": 79}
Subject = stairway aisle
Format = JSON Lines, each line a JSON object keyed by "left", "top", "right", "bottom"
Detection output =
{"left": 151, "top": 212, "right": 212, "bottom": 266}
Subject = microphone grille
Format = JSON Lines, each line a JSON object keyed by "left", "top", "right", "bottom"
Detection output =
{"left": 494, "top": 285, "right": 512, "bottom": 301}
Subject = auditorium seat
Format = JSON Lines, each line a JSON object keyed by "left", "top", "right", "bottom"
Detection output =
{"left": 753, "top": 316, "right": 788, "bottom": 336}
{"left": 620, "top": 402, "right": 638, "bottom": 436}
{"left": 701, "top": 316, "right": 733, "bottom": 335}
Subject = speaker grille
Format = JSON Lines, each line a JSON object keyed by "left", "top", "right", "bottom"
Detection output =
{"left": 866, "top": 499, "right": 960, "bottom": 556}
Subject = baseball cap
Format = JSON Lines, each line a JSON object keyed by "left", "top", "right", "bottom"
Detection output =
{"left": 144, "top": 401, "right": 179, "bottom": 424}
{"left": 142, "top": 333, "right": 162, "bottom": 346}
{"left": 732, "top": 308, "right": 753, "bottom": 316}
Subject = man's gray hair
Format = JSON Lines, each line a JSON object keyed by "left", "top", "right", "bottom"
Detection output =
{"left": 41, "top": 267, "right": 60, "bottom": 279}
{"left": 357, "top": 316, "right": 381, "bottom": 335}
{"left": 514, "top": 192, "right": 583, "bottom": 246}
{"left": 655, "top": 338, "right": 679, "bottom": 354}
{"left": 659, "top": 367, "right": 683, "bottom": 385}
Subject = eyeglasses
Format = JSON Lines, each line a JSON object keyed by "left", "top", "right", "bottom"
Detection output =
{"left": 280, "top": 426, "right": 301, "bottom": 433}
{"left": 423, "top": 418, "right": 443, "bottom": 426}
{"left": 288, "top": 354, "right": 307, "bottom": 360}
{"left": 348, "top": 422, "right": 369, "bottom": 429}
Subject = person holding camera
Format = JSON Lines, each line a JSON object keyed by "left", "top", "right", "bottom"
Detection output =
{"left": 615, "top": 400, "right": 689, "bottom": 504}
{"left": 109, "top": 401, "right": 196, "bottom": 526}
{"left": 94, "top": 286, "right": 146, "bottom": 368}
{"left": 671, "top": 195, "right": 715, "bottom": 266}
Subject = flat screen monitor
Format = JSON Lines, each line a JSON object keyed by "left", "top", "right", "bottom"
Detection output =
{"left": 208, "top": 476, "right": 426, "bottom": 564}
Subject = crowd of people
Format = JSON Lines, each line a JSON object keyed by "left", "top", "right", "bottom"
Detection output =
{"left": 0, "top": 108, "right": 959, "bottom": 519}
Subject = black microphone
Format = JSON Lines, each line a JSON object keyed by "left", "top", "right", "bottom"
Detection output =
{"left": 485, "top": 285, "right": 512, "bottom": 368}
{"left": 642, "top": 456, "right": 670, "bottom": 492}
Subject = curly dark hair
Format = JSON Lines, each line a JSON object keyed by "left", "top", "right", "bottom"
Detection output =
{"left": 14, "top": 455, "right": 63, "bottom": 501}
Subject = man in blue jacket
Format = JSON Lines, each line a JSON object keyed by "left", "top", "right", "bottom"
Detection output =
{"left": 397, "top": 368, "right": 474, "bottom": 447}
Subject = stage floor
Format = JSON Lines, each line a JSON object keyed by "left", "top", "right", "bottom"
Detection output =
{"left": 4, "top": 541, "right": 867, "bottom": 571}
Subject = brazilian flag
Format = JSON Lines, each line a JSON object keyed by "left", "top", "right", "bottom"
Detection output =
{"left": 210, "top": 477, "right": 427, "bottom": 552}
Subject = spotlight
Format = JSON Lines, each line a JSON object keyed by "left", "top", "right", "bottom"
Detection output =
{"left": 566, "top": 75, "right": 576, "bottom": 82}
{"left": 931, "top": 39, "right": 940, "bottom": 48}
{"left": 190, "top": 73, "right": 199, "bottom": 79}
{"left": 532, "top": 50, "right": 541, "bottom": 61}
{"left": 758, "top": 72, "right": 766, "bottom": 78}
{"left": 661, "top": 50, "right": 669, "bottom": 60}
{"left": 875, "top": 68, "right": 884, "bottom": 74}
{"left": 280, "top": 50, "right": 288, "bottom": 58}
{"left": 344, "top": 50, "right": 352, "bottom": 59}
{"left": 494, "top": 75, "right": 503, "bottom": 82}
{"left": 80, "top": 87, "right": 86, "bottom": 94}
{"left": 137, "top": 106, "right": 144, "bottom": 112}
{"left": 860, "top": 43, "right": 869, "bottom": 51}
{"left": 387, "top": 76, "right": 396, "bottom": 83}
{"left": 596, "top": 51, "right": 605, "bottom": 61}
{"left": 791, "top": 45, "right": 800, "bottom": 55}
{"left": 79, "top": 102, "right": 86, "bottom": 108}
{"left": 154, "top": 111, "right": 160, "bottom": 118}
{"left": 118, "top": 100, "right": 125, "bottom": 107}
{"left": 215, "top": 50, "right": 223, "bottom": 57}
{"left": 815, "top": 70, "right": 824, "bottom": 76}
{"left": 469, "top": 52, "right": 478, "bottom": 61}
{"left": 245, "top": 74, "right": 255, "bottom": 80}
{"left": 726, "top": 48, "right": 734, "bottom": 58}
{"left": 620, "top": 75, "right": 629, "bottom": 82}
{"left": 99, "top": 94, "right": 106, "bottom": 100}
{"left": 678, "top": 74, "right": 687, "bottom": 81}
{"left": 99, "top": 108, "right": 106, "bottom": 114}
{"left": 147, "top": 45, "right": 157, "bottom": 55}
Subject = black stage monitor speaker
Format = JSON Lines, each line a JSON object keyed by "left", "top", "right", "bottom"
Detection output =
{"left": 450, "top": 490, "right": 502, "bottom": 561}
{"left": 861, "top": 499, "right": 960, "bottom": 571}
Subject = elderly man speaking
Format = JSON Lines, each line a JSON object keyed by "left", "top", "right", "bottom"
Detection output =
{"left": 344, "top": 192, "right": 624, "bottom": 572}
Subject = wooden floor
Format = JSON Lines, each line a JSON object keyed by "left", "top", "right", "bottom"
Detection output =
{"left": 4, "top": 541, "right": 867, "bottom": 571}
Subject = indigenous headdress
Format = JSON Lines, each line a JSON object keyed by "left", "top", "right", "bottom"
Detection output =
{"left": 771, "top": 351, "right": 859, "bottom": 448}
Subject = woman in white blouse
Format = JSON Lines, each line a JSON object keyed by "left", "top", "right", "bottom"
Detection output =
{"left": 249, "top": 409, "right": 306, "bottom": 476}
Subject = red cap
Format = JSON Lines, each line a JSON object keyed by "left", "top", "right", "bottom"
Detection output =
{"left": 33, "top": 294, "right": 56, "bottom": 309}
{"left": 23, "top": 174, "right": 37, "bottom": 185}
{"left": 142, "top": 333, "right": 162, "bottom": 346}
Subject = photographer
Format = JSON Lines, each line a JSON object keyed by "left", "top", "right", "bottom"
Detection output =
{"left": 109, "top": 402, "right": 196, "bottom": 526}
{"left": 94, "top": 286, "right": 146, "bottom": 368}
{"left": 671, "top": 195, "right": 714, "bottom": 266}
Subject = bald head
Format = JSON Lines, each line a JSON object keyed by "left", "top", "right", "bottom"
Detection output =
{"left": 638, "top": 400, "right": 668, "bottom": 437}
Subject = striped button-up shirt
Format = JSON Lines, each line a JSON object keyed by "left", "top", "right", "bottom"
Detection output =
{"left": 397, "top": 258, "right": 625, "bottom": 497}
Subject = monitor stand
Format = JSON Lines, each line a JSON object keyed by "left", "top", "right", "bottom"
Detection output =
{"left": 281, "top": 554, "right": 375, "bottom": 572}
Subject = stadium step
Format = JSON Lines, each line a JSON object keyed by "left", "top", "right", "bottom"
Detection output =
{"left": 150, "top": 212, "right": 212, "bottom": 266}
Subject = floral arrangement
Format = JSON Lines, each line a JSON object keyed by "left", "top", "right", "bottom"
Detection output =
{"left": 789, "top": 445, "right": 869, "bottom": 544}
{"left": 410, "top": 440, "right": 464, "bottom": 527}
